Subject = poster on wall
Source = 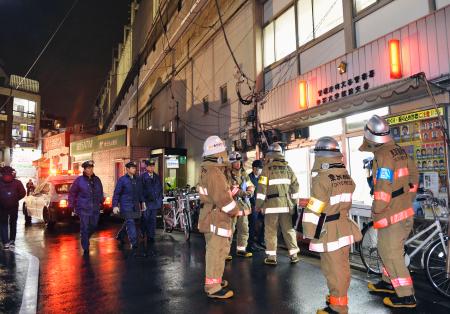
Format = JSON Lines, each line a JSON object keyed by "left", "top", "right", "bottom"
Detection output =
{"left": 387, "top": 108, "right": 448, "bottom": 217}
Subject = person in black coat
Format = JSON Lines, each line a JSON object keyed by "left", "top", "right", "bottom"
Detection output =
{"left": 140, "top": 159, "right": 163, "bottom": 244}
{"left": 0, "top": 166, "right": 26, "bottom": 249}
{"left": 113, "top": 161, "right": 143, "bottom": 252}
{"left": 68, "top": 160, "right": 104, "bottom": 256}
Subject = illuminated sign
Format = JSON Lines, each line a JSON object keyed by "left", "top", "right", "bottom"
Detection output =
{"left": 386, "top": 108, "right": 444, "bottom": 125}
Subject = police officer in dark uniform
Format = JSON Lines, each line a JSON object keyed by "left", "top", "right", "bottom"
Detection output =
{"left": 140, "top": 159, "right": 163, "bottom": 244}
{"left": 113, "top": 161, "right": 143, "bottom": 253}
{"left": 68, "top": 161, "right": 104, "bottom": 256}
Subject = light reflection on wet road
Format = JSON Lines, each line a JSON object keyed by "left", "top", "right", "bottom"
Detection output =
{"left": 11, "top": 215, "right": 450, "bottom": 314}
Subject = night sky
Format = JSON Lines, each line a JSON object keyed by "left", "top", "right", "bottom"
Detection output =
{"left": 0, "top": 0, "right": 130, "bottom": 125}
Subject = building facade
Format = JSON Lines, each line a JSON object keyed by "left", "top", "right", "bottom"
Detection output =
{"left": 0, "top": 70, "right": 41, "bottom": 180}
{"left": 97, "top": 0, "right": 450, "bottom": 213}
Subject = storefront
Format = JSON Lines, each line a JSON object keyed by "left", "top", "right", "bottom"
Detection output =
{"left": 42, "top": 132, "right": 71, "bottom": 176}
{"left": 259, "top": 8, "right": 450, "bottom": 225}
{"left": 150, "top": 148, "right": 187, "bottom": 192}
{"left": 70, "top": 128, "right": 174, "bottom": 196}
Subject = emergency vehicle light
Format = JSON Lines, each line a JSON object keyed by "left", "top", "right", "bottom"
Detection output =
{"left": 389, "top": 39, "right": 402, "bottom": 79}
{"left": 103, "top": 197, "right": 112, "bottom": 208}
{"left": 59, "top": 199, "right": 68, "bottom": 208}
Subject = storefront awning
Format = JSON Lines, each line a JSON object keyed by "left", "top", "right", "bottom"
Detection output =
{"left": 263, "top": 74, "right": 447, "bottom": 132}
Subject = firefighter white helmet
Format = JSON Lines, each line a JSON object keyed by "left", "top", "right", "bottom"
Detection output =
{"left": 268, "top": 143, "right": 282, "bottom": 153}
{"left": 364, "top": 115, "right": 392, "bottom": 144}
{"left": 202, "top": 136, "right": 226, "bottom": 157}
{"left": 266, "top": 143, "right": 283, "bottom": 158}
{"left": 314, "top": 136, "right": 343, "bottom": 157}
{"left": 229, "top": 151, "right": 242, "bottom": 163}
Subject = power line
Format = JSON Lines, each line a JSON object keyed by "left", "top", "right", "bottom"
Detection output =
{"left": 214, "top": 0, "right": 255, "bottom": 87}
{"left": 0, "top": 0, "right": 80, "bottom": 112}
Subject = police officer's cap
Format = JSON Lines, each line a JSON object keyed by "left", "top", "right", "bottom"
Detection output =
{"left": 125, "top": 161, "right": 137, "bottom": 168}
{"left": 144, "top": 159, "right": 156, "bottom": 166}
{"left": 81, "top": 160, "right": 95, "bottom": 169}
{"left": 252, "top": 160, "right": 263, "bottom": 168}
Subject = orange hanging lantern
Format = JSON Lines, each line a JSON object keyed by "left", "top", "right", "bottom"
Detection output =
{"left": 299, "top": 80, "right": 308, "bottom": 109}
{"left": 389, "top": 39, "right": 402, "bottom": 79}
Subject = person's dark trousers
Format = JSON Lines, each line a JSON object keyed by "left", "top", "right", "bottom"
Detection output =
{"left": 142, "top": 207, "right": 157, "bottom": 239}
{"left": 79, "top": 213, "right": 100, "bottom": 251}
{"left": 117, "top": 222, "right": 127, "bottom": 240}
{"left": 124, "top": 218, "right": 138, "bottom": 246}
{"left": 0, "top": 219, "right": 8, "bottom": 245}
{"left": 248, "top": 210, "right": 265, "bottom": 249}
{"left": 9, "top": 210, "right": 18, "bottom": 242}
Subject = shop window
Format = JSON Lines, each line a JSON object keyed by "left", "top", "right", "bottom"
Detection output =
{"left": 354, "top": 0, "right": 377, "bottom": 13}
{"left": 285, "top": 147, "right": 311, "bottom": 198}
{"left": 347, "top": 136, "right": 373, "bottom": 206}
{"left": 263, "top": 23, "right": 275, "bottom": 66}
{"left": 297, "top": 0, "right": 344, "bottom": 46}
{"left": 387, "top": 108, "right": 448, "bottom": 213}
{"left": 345, "top": 107, "right": 389, "bottom": 133}
{"left": 309, "top": 118, "right": 343, "bottom": 140}
{"left": 263, "top": 6, "right": 296, "bottom": 67}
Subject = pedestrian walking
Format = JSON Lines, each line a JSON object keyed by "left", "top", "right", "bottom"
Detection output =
{"left": 197, "top": 135, "right": 238, "bottom": 299}
{"left": 140, "top": 159, "right": 163, "bottom": 246}
{"left": 225, "top": 151, "right": 254, "bottom": 260}
{"left": 68, "top": 160, "right": 104, "bottom": 256}
{"left": 248, "top": 159, "right": 265, "bottom": 251}
{"left": 360, "top": 115, "right": 419, "bottom": 308}
{"left": 0, "top": 166, "right": 26, "bottom": 249}
{"left": 113, "top": 161, "right": 143, "bottom": 255}
{"left": 300, "top": 137, "right": 362, "bottom": 314}
{"left": 26, "top": 179, "right": 35, "bottom": 196}
{"left": 255, "top": 143, "right": 300, "bottom": 265}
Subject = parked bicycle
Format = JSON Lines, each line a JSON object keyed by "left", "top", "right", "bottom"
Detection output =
{"left": 359, "top": 190, "right": 449, "bottom": 297}
{"left": 162, "top": 188, "right": 198, "bottom": 241}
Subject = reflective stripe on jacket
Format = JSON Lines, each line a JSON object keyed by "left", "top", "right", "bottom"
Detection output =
{"left": 197, "top": 161, "right": 238, "bottom": 238}
{"left": 228, "top": 167, "right": 253, "bottom": 216}
{"left": 302, "top": 160, "right": 362, "bottom": 253}
{"left": 372, "top": 143, "right": 418, "bottom": 229}
{"left": 255, "top": 158, "right": 299, "bottom": 214}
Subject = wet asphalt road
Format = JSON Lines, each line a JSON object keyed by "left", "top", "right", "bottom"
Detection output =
{"left": 9, "top": 213, "right": 450, "bottom": 314}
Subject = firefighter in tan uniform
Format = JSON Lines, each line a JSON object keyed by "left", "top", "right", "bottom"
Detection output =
{"left": 197, "top": 136, "right": 239, "bottom": 299}
{"left": 299, "top": 137, "right": 362, "bottom": 314}
{"left": 226, "top": 151, "right": 254, "bottom": 260}
{"left": 360, "top": 115, "right": 419, "bottom": 308}
{"left": 255, "top": 143, "right": 300, "bottom": 265}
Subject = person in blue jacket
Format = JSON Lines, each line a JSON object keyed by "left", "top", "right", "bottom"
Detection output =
{"left": 68, "top": 160, "right": 104, "bottom": 256}
{"left": 113, "top": 161, "right": 143, "bottom": 252}
{"left": 140, "top": 159, "right": 163, "bottom": 244}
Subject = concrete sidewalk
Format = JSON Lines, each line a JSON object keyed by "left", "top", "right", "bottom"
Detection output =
{"left": 0, "top": 248, "right": 28, "bottom": 314}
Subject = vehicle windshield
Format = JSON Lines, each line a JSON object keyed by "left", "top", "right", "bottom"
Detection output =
{"left": 54, "top": 183, "right": 72, "bottom": 194}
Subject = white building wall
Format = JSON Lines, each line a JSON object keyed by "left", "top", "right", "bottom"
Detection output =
{"left": 355, "top": 0, "right": 430, "bottom": 47}
{"left": 436, "top": 0, "right": 450, "bottom": 9}
{"left": 300, "top": 30, "right": 346, "bottom": 73}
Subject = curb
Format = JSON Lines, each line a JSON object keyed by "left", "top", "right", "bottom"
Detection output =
{"left": 15, "top": 249, "right": 39, "bottom": 314}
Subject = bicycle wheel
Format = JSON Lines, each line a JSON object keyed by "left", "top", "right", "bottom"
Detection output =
{"left": 162, "top": 204, "right": 175, "bottom": 233}
{"left": 182, "top": 209, "right": 191, "bottom": 241}
{"left": 425, "top": 236, "right": 450, "bottom": 298}
{"left": 359, "top": 222, "right": 383, "bottom": 275}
